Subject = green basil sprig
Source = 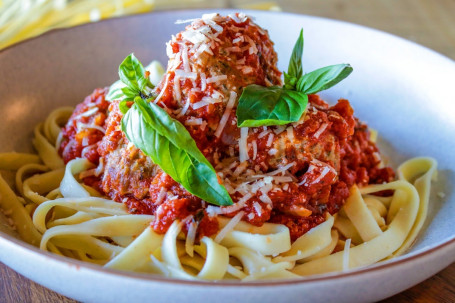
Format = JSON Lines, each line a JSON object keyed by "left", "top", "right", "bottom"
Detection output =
{"left": 122, "top": 98, "right": 233, "bottom": 206}
{"left": 284, "top": 28, "right": 304, "bottom": 88}
{"left": 109, "top": 53, "right": 233, "bottom": 207}
{"left": 106, "top": 54, "right": 154, "bottom": 102}
{"left": 236, "top": 85, "right": 307, "bottom": 127}
{"left": 236, "top": 29, "right": 353, "bottom": 127}
{"left": 106, "top": 80, "right": 129, "bottom": 102}
{"left": 296, "top": 64, "right": 353, "bottom": 94}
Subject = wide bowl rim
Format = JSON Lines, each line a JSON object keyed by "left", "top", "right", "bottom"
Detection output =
{"left": 1, "top": 227, "right": 455, "bottom": 287}
{"left": 0, "top": 8, "right": 454, "bottom": 288}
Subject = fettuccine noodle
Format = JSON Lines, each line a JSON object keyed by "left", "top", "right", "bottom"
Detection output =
{"left": 0, "top": 107, "right": 437, "bottom": 280}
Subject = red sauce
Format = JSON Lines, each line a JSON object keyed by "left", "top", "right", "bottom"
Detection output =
{"left": 59, "top": 15, "right": 394, "bottom": 242}
{"left": 60, "top": 91, "right": 394, "bottom": 241}
{"left": 59, "top": 88, "right": 109, "bottom": 165}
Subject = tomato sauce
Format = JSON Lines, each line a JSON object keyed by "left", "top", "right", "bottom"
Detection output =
{"left": 59, "top": 88, "right": 109, "bottom": 165}
{"left": 59, "top": 15, "right": 394, "bottom": 242}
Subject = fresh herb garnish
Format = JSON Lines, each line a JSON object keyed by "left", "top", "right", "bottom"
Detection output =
{"left": 111, "top": 54, "right": 233, "bottom": 207}
{"left": 118, "top": 54, "right": 151, "bottom": 94}
{"left": 295, "top": 64, "right": 353, "bottom": 94}
{"left": 235, "top": 85, "right": 307, "bottom": 127}
{"left": 106, "top": 80, "right": 129, "bottom": 102}
{"left": 123, "top": 98, "right": 233, "bottom": 206}
{"left": 106, "top": 54, "right": 154, "bottom": 102}
{"left": 236, "top": 29, "right": 353, "bottom": 127}
{"left": 285, "top": 28, "right": 304, "bottom": 85}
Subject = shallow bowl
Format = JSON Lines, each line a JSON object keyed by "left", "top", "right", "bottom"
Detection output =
{"left": 0, "top": 9, "right": 454, "bottom": 303}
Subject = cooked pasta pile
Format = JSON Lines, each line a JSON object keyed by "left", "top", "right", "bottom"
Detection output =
{"left": 0, "top": 13, "right": 438, "bottom": 281}
{"left": 0, "top": 107, "right": 437, "bottom": 279}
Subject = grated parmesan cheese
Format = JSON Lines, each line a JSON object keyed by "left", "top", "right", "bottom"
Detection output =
{"left": 154, "top": 73, "right": 171, "bottom": 104}
{"left": 268, "top": 148, "right": 277, "bottom": 155}
{"left": 181, "top": 47, "right": 191, "bottom": 72}
{"left": 259, "top": 194, "right": 273, "bottom": 204}
{"left": 194, "top": 43, "right": 214, "bottom": 57}
{"left": 229, "top": 13, "right": 248, "bottom": 24}
{"left": 176, "top": 98, "right": 190, "bottom": 118}
{"left": 170, "top": 51, "right": 181, "bottom": 71}
{"left": 206, "top": 193, "right": 252, "bottom": 217}
{"left": 153, "top": 188, "right": 166, "bottom": 205}
{"left": 226, "top": 46, "right": 242, "bottom": 52}
{"left": 185, "top": 117, "right": 203, "bottom": 126}
{"left": 81, "top": 144, "right": 97, "bottom": 158}
{"left": 185, "top": 219, "right": 198, "bottom": 257}
{"left": 253, "top": 202, "right": 263, "bottom": 216}
{"left": 298, "top": 161, "right": 336, "bottom": 186}
{"left": 175, "top": 18, "right": 198, "bottom": 24}
{"left": 173, "top": 75, "right": 181, "bottom": 102}
{"left": 211, "top": 89, "right": 223, "bottom": 99}
{"left": 214, "top": 211, "right": 244, "bottom": 243}
{"left": 81, "top": 136, "right": 89, "bottom": 147}
{"left": 258, "top": 128, "right": 270, "bottom": 139}
{"left": 232, "top": 36, "right": 243, "bottom": 44}
{"left": 192, "top": 100, "right": 210, "bottom": 109}
{"left": 71, "top": 106, "right": 98, "bottom": 121}
{"left": 252, "top": 140, "right": 257, "bottom": 160}
{"left": 266, "top": 162, "right": 295, "bottom": 176}
{"left": 245, "top": 35, "right": 258, "bottom": 54}
{"left": 200, "top": 72, "right": 207, "bottom": 91}
{"left": 241, "top": 66, "right": 253, "bottom": 74}
{"left": 182, "top": 30, "right": 209, "bottom": 45}
{"left": 239, "top": 127, "right": 249, "bottom": 162}
{"left": 273, "top": 125, "right": 286, "bottom": 135}
{"left": 286, "top": 126, "right": 294, "bottom": 142}
{"left": 206, "top": 75, "right": 227, "bottom": 83}
{"left": 266, "top": 133, "right": 274, "bottom": 147}
{"left": 232, "top": 161, "right": 248, "bottom": 177}
{"left": 175, "top": 69, "right": 197, "bottom": 80}
{"left": 214, "top": 91, "right": 237, "bottom": 138}
{"left": 76, "top": 122, "right": 105, "bottom": 134}
{"left": 313, "top": 123, "right": 328, "bottom": 139}
{"left": 272, "top": 176, "right": 293, "bottom": 183}
{"left": 201, "top": 120, "right": 207, "bottom": 130}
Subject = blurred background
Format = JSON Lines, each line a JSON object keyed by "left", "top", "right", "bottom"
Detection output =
{"left": 0, "top": 0, "right": 454, "bottom": 59}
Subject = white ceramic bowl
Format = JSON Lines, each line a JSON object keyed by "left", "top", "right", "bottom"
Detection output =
{"left": 0, "top": 9, "right": 454, "bottom": 303}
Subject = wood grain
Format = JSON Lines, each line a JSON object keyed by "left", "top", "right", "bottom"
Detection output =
{"left": 1, "top": 1, "right": 454, "bottom": 302}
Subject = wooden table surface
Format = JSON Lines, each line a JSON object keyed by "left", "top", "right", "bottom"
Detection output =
{"left": 1, "top": 0, "right": 454, "bottom": 302}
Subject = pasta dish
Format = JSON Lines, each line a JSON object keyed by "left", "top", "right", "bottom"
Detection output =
{"left": 0, "top": 13, "right": 437, "bottom": 280}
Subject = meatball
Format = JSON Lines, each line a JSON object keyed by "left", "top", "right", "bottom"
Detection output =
{"left": 97, "top": 13, "right": 284, "bottom": 235}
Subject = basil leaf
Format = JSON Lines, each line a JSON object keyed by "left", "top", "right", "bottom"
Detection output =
{"left": 296, "top": 64, "right": 353, "bottom": 94}
{"left": 120, "top": 86, "right": 140, "bottom": 100}
{"left": 283, "top": 72, "right": 297, "bottom": 90}
{"left": 286, "top": 29, "right": 304, "bottom": 81}
{"left": 118, "top": 53, "right": 149, "bottom": 94}
{"left": 119, "top": 100, "right": 130, "bottom": 115}
{"left": 106, "top": 80, "right": 128, "bottom": 102}
{"left": 237, "top": 85, "right": 308, "bottom": 127}
{"left": 122, "top": 98, "right": 233, "bottom": 206}
{"left": 107, "top": 55, "right": 156, "bottom": 102}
